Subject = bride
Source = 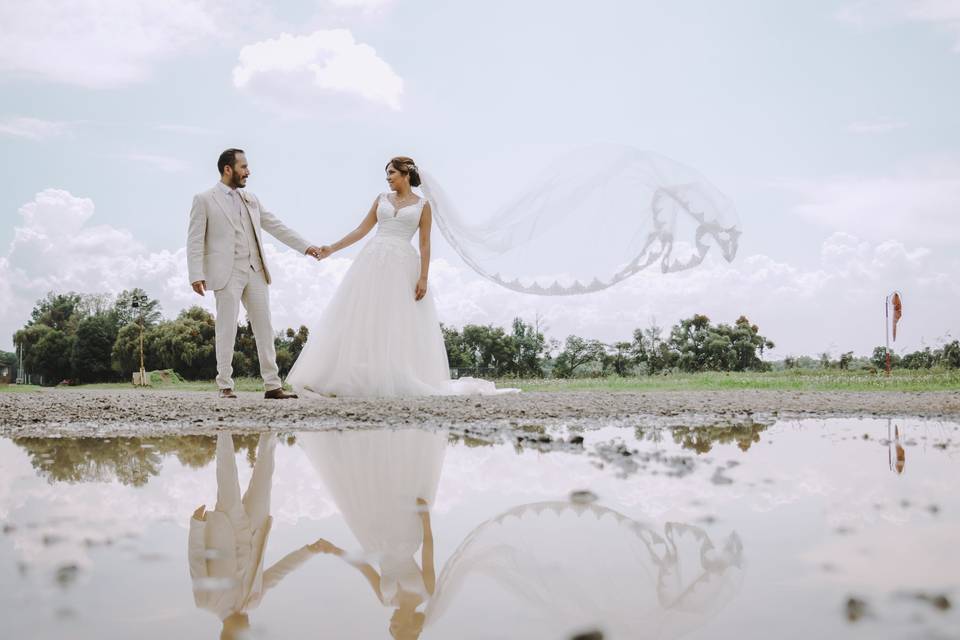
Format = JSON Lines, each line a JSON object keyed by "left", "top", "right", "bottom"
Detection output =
{"left": 285, "top": 156, "right": 516, "bottom": 398}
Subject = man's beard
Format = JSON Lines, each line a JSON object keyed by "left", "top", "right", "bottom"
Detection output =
{"left": 230, "top": 175, "right": 246, "bottom": 188}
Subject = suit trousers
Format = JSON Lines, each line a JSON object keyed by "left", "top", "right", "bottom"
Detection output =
{"left": 214, "top": 264, "right": 282, "bottom": 391}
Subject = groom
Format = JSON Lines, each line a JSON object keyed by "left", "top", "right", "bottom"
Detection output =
{"left": 187, "top": 148, "right": 322, "bottom": 399}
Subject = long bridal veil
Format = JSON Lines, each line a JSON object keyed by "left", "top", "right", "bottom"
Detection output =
{"left": 424, "top": 501, "right": 744, "bottom": 639}
{"left": 419, "top": 145, "right": 740, "bottom": 295}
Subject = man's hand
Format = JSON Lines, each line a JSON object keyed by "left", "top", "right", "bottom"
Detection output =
{"left": 191, "top": 280, "right": 206, "bottom": 296}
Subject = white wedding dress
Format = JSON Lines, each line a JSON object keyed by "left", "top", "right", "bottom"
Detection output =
{"left": 298, "top": 428, "right": 447, "bottom": 606}
{"left": 286, "top": 193, "right": 517, "bottom": 398}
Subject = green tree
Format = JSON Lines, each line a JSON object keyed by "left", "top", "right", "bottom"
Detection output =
{"left": 605, "top": 341, "right": 634, "bottom": 376}
{"left": 838, "top": 351, "right": 854, "bottom": 370}
{"left": 553, "top": 335, "right": 606, "bottom": 378}
{"left": 14, "top": 324, "right": 73, "bottom": 383}
{"left": 111, "top": 322, "right": 161, "bottom": 377}
{"left": 511, "top": 317, "right": 547, "bottom": 378}
{"left": 632, "top": 322, "right": 674, "bottom": 374}
{"left": 900, "top": 348, "right": 934, "bottom": 369}
{"left": 29, "top": 292, "right": 84, "bottom": 332}
{"left": 938, "top": 340, "right": 960, "bottom": 369}
{"left": 460, "top": 324, "right": 518, "bottom": 375}
{"left": 871, "top": 346, "right": 900, "bottom": 370}
{"left": 70, "top": 313, "right": 119, "bottom": 382}
{"left": 151, "top": 307, "right": 217, "bottom": 380}
{"left": 113, "top": 288, "right": 163, "bottom": 328}
{"left": 442, "top": 325, "right": 475, "bottom": 369}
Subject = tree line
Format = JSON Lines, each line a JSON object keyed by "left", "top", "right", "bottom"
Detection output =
{"left": 11, "top": 290, "right": 308, "bottom": 385}
{"left": 9, "top": 290, "right": 958, "bottom": 386}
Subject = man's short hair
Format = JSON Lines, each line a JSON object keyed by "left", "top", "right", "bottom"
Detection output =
{"left": 218, "top": 148, "right": 245, "bottom": 175}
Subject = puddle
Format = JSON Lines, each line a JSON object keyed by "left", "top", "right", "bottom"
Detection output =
{"left": 1, "top": 418, "right": 957, "bottom": 639}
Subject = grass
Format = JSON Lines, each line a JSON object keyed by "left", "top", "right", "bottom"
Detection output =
{"left": 4, "top": 370, "right": 958, "bottom": 394}
{"left": 496, "top": 369, "right": 960, "bottom": 393}
{"left": 0, "top": 384, "right": 43, "bottom": 393}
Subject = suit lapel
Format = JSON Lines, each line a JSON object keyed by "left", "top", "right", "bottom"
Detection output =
{"left": 211, "top": 187, "right": 242, "bottom": 233}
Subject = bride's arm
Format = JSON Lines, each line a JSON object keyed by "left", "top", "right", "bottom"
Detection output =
{"left": 418, "top": 498, "right": 436, "bottom": 595}
{"left": 415, "top": 202, "right": 432, "bottom": 301}
{"left": 322, "top": 197, "right": 379, "bottom": 257}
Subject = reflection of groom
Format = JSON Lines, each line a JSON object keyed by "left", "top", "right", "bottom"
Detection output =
{"left": 189, "top": 433, "right": 323, "bottom": 639}
{"left": 187, "top": 149, "right": 322, "bottom": 399}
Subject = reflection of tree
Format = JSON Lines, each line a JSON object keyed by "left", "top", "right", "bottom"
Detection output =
{"left": 13, "top": 433, "right": 272, "bottom": 486}
{"left": 635, "top": 421, "right": 769, "bottom": 455}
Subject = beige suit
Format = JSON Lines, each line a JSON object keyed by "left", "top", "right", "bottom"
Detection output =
{"left": 186, "top": 184, "right": 312, "bottom": 390}
{"left": 188, "top": 433, "right": 315, "bottom": 620}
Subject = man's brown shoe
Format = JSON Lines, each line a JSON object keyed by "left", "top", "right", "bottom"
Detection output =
{"left": 264, "top": 388, "right": 298, "bottom": 400}
{"left": 219, "top": 388, "right": 237, "bottom": 399}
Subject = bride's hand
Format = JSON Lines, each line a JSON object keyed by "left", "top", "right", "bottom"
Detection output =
{"left": 415, "top": 277, "right": 428, "bottom": 301}
{"left": 317, "top": 245, "right": 333, "bottom": 260}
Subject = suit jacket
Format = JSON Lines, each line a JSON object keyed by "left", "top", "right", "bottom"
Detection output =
{"left": 187, "top": 185, "right": 310, "bottom": 291}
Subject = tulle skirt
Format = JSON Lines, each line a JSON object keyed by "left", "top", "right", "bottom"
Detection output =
{"left": 286, "top": 236, "right": 516, "bottom": 398}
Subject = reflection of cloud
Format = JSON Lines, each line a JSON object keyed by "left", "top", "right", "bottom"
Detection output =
{"left": 233, "top": 30, "right": 404, "bottom": 115}
{"left": 0, "top": 116, "right": 69, "bottom": 140}
{"left": 0, "top": 439, "right": 333, "bottom": 577}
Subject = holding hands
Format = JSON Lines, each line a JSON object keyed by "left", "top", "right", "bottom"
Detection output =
{"left": 306, "top": 245, "right": 333, "bottom": 260}
{"left": 307, "top": 538, "right": 342, "bottom": 555}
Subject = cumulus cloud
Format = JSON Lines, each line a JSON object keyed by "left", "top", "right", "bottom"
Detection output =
{"left": 0, "top": 0, "right": 267, "bottom": 87}
{"left": 233, "top": 29, "right": 404, "bottom": 115}
{"left": 0, "top": 116, "right": 69, "bottom": 140}
{"left": 776, "top": 158, "right": 960, "bottom": 246}
{"left": 837, "top": 0, "right": 960, "bottom": 51}
{"left": 2, "top": 190, "right": 958, "bottom": 359}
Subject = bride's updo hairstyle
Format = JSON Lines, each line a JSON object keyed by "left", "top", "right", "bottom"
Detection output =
{"left": 385, "top": 156, "right": 421, "bottom": 188}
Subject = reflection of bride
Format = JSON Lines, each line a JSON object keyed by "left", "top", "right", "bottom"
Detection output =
{"left": 299, "top": 429, "right": 744, "bottom": 640}
{"left": 425, "top": 502, "right": 745, "bottom": 640}
{"left": 298, "top": 428, "right": 447, "bottom": 640}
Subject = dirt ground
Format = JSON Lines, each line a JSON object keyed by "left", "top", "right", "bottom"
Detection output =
{"left": 1, "top": 388, "right": 957, "bottom": 439}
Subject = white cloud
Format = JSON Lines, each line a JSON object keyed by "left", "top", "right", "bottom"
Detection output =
{"left": 125, "top": 154, "right": 191, "bottom": 173}
{"left": 0, "top": 116, "right": 69, "bottom": 140}
{"left": 776, "top": 157, "right": 960, "bottom": 246}
{"left": 0, "top": 0, "right": 262, "bottom": 87}
{"left": 846, "top": 116, "right": 907, "bottom": 134}
{"left": 2, "top": 190, "right": 958, "bottom": 359}
{"left": 837, "top": 0, "right": 960, "bottom": 51}
{"left": 233, "top": 29, "right": 404, "bottom": 115}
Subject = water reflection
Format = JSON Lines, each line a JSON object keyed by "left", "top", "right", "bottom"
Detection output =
{"left": 426, "top": 502, "right": 743, "bottom": 639}
{"left": 634, "top": 421, "right": 769, "bottom": 454}
{"left": 298, "top": 429, "right": 447, "bottom": 640}
{"left": 887, "top": 420, "right": 906, "bottom": 475}
{"left": 295, "top": 428, "right": 743, "bottom": 640}
{"left": 188, "top": 433, "right": 319, "bottom": 639}
{"left": 13, "top": 434, "right": 263, "bottom": 486}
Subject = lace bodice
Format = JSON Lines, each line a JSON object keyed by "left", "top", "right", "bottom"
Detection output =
{"left": 374, "top": 193, "right": 426, "bottom": 242}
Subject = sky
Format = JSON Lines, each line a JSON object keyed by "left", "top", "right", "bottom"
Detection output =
{"left": 1, "top": 0, "right": 958, "bottom": 358}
